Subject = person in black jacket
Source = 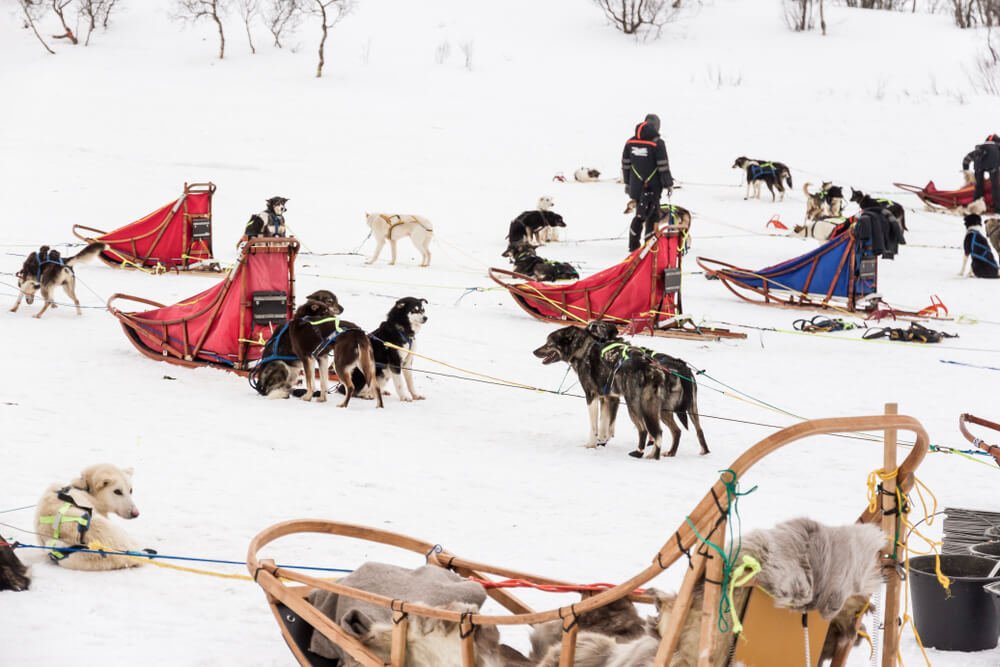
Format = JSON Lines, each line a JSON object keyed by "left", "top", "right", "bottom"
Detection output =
{"left": 622, "top": 114, "right": 674, "bottom": 252}
{"left": 962, "top": 134, "right": 1000, "bottom": 213}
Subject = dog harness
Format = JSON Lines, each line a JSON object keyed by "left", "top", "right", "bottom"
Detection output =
{"left": 749, "top": 162, "right": 777, "bottom": 179}
{"left": 375, "top": 214, "right": 432, "bottom": 239}
{"left": 792, "top": 316, "right": 858, "bottom": 333}
{"left": 31, "top": 249, "right": 67, "bottom": 282}
{"left": 309, "top": 316, "right": 345, "bottom": 357}
{"left": 268, "top": 212, "right": 284, "bottom": 236}
{"left": 37, "top": 487, "right": 93, "bottom": 563}
{"left": 967, "top": 230, "right": 1000, "bottom": 269}
{"left": 862, "top": 322, "right": 957, "bottom": 344}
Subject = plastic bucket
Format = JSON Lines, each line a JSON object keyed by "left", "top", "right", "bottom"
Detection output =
{"left": 908, "top": 554, "right": 1000, "bottom": 651}
{"left": 988, "top": 581, "right": 1000, "bottom": 618}
{"left": 970, "top": 541, "right": 1000, "bottom": 561}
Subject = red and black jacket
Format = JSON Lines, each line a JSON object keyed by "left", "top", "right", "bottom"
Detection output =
{"left": 622, "top": 121, "right": 673, "bottom": 199}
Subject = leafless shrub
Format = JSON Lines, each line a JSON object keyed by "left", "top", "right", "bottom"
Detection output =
{"left": 173, "top": 0, "right": 228, "bottom": 59}
{"left": 51, "top": 0, "right": 78, "bottom": 44}
{"left": 306, "top": 0, "right": 355, "bottom": 78}
{"left": 784, "top": 0, "right": 816, "bottom": 30}
{"left": 705, "top": 64, "right": 743, "bottom": 88}
{"left": 236, "top": 0, "right": 260, "bottom": 54}
{"left": 101, "top": 0, "right": 122, "bottom": 28}
{"left": 950, "top": 0, "right": 1000, "bottom": 28}
{"left": 841, "top": 0, "right": 907, "bottom": 8}
{"left": 16, "top": 0, "right": 55, "bottom": 54}
{"left": 972, "top": 27, "right": 1000, "bottom": 94}
{"left": 459, "top": 40, "right": 473, "bottom": 70}
{"left": 434, "top": 40, "right": 451, "bottom": 65}
{"left": 593, "top": 0, "right": 681, "bottom": 37}
{"left": 263, "top": 0, "right": 301, "bottom": 48}
{"left": 78, "top": 0, "right": 114, "bottom": 44}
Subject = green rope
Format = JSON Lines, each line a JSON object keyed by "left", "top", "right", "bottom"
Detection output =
{"left": 684, "top": 469, "right": 758, "bottom": 633}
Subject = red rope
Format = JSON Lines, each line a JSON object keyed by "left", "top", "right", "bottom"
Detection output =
{"left": 468, "top": 577, "right": 647, "bottom": 595}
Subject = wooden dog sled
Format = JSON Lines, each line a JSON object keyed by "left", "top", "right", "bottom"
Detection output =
{"left": 249, "top": 407, "right": 928, "bottom": 667}
{"left": 107, "top": 237, "right": 299, "bottom": 375}
{"left": 958, "top": 413, "right": 1000, "bottom": 467}
{"left": 894, "top": 180, "right": 990, "bottom": 213}
{"left": 73, "top": 182, "right": 219, "bottom": 273}
{"left": 490, "top": 227, "right": 744, "bottom": 342}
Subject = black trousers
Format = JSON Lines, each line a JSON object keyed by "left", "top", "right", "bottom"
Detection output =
{"left": 628, "top": 189, "right": 662, "bottom": 251}
{"left": 974, "top": 168, "right": 1000, "bottom": 213}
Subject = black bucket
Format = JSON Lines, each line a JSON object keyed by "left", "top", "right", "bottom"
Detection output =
{"left": 909, "top": 554, "right": 1000, "bottom": 651}
{"left": 970, "top": 541, "right": 1000, "bottom": 561}
{"left": 988, "top": 581, "right": 1000, "bottom": 618}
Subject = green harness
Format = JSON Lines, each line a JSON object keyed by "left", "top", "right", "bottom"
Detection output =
{"left": 37, "top": 487, "right": 93, "bottom": 562}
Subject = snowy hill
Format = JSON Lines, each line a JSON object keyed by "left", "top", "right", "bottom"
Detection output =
{"left": 1, "top": 0, "right": 999, "bottom": 664}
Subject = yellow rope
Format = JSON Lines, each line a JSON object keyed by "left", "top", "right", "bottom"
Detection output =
{"left": 380, "top": 341, "right": 550, "bottom": 392}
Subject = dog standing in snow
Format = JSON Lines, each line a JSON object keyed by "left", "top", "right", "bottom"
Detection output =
{"left": 365, "top": 213, "right": 434, "bottom": 267}
{"left": 35, "top": 464, "right": 150, "bottom": 571}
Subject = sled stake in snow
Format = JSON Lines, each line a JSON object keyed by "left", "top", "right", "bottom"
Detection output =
{"left": 248, "top": 408, "right": 929, "bottom": 667}
{"left": 107, "top": 236, "right": 299, "bottom": 374}
{"left": 490, "top": 226, "right": 744, "bottom": 341}
{"left": 73, "top": 182, "right": 218, "bottom": 273}
{"left": 697, "top": 226, "right": 881, "bottom": 314}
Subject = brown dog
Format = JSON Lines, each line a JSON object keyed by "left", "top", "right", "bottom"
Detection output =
{"left": 622, "top": 200, "right": 692, "bottom": 228}
{"left": 288, "top": 298, "right": 383, "bottom": 408}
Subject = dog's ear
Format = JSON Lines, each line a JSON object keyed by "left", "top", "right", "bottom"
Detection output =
{"left": 122, "top": 467, "right": 134, "bottom": 479}
{"left": 420, "top": 298, "right": 427, "bottom": 305}
{"left": 70, "top": 468, "right": 94, "bottom": 492}
{"left": 394, "top": 301, "right": 405, "bottom": 309}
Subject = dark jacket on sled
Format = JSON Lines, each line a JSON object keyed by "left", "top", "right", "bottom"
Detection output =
{"left": 854, "top": 207, "right": 905, "bottom": 260}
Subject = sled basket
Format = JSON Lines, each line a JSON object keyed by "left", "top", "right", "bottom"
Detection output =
{"left": 895, "top": 180, "right": 989, "bottom": 213}
{"left": 249, "top": 411, "right": 929, "bottom": 667}
{"left": 73, "top": 182, "right": 217, "bottom": 272}
{"left": 107, "top": 237, "right": 299, "bottom": 374}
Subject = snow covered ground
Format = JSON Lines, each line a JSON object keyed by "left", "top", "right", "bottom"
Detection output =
{"left": 2, "top": 0, "right": 999, "bottom": 664}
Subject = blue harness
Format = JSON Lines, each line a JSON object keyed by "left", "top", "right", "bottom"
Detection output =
{"left": 749, "top": 163, "right": 776, "bottom": 179}
{"left": 969, "top": 230, "right": 1000, "bottom": 269}
{"left": 33, "top": 249, "right": 67, "bottom": 281}
{"left": 257, "top": 322, "right": 298, "bottom": 365}
{"left": 269, "top": 213, "right": 284, "bottom": 237}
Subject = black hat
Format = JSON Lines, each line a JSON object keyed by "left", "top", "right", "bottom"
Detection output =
{"left": 965, "top": 214, "right": 982, "bottom": 227}
{"left": 986, "top": 134, "right": 999, "bottom": 143}
{"left": 644, "top": 114, "right": 661, "bottom": 133}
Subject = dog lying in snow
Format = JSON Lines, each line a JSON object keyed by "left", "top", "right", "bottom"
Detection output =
{"left": 803, "top": 182, "right": 845, "bottom": 222}
{"left": 245, "top": 196, "right": 289, "bottom": 238}
{"left": 791, "top": 217, "right": 849, "bottom": 242}
{"left": 10, "top": 243, "right": 105, "bottom": 318}
{"left": 0, "top": 537, "right": 30, "bottom": 591}
{"left": 501, "top": 241, "right": 579, "bottom": 281}
{"left": 365, "top": 213, "right": 434, "bottom": 267}
{"left": 732, "top": 156, "right": 793, "bottom": 202}
{"left": 34, "top": 464, "right": 151, "bottom": 570}
{"left": 507, "top": 196, "right": 567, "bottom": 245}
{"left": 574, "top": 167, "right": 602, "bottom": 182}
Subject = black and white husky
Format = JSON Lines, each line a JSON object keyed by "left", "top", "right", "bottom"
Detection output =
{"left": 245, "top": 196, "right": 289, "bottom": 238}
{"left": 352, "top": 297, "right": 428, "bottom": 402}
{"left": 10, "top": 243, "right": 105, "bottom": 318}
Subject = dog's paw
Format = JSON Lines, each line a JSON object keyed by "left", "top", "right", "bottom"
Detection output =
{"left": 584, "top": 442, "right": 598, "bottom": 449}
{"left": 290, "top": 388, "right": 307, "bottom": 398}
{"left": 411, "top": 393, "right": 425, "bottom": 400}
{"left": 628, "top": 449, "right": 644, "bottom": 458}
{"left": 317, "top": 395, "right": 327, "bottom": 403}
{"left": 400, "top": 395, "right": 413, "bottom": 402}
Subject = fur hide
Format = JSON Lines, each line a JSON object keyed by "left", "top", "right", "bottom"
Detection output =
{"left": 308, "top": 562, "right": 513, "bottom": 666}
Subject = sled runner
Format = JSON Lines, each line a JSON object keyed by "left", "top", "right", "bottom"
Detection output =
{"left": 107, "top": 236, "right": 299, "bottom": 374}
{"left": 698, "top": 227, "right": 880, "bottom": 314}
{"left": 958, "top": 413, "right": 1000, "bottom": 467}
{"left": 249, "top": 408, "right": 929, "bottom": 667}
{"left": 490, "top": 227, "right": 744, "bottom": 341}
{"left": 894, "top": 180, "right": 991, "bottom": 213}
{"left": 73, "top": 182, "right": 219, "bottom": 273}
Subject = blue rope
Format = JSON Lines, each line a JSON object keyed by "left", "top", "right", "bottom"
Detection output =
{"left": 11, "top": 542, "right": 354, "bottom": 574}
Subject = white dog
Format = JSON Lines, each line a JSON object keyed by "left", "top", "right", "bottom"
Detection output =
{"left": 35, "top": 464, "right": 147, "bottom": 571}
{"left": 574, "top": 167, "right": 602, "bottom": 182}
{"left": 365, "top": 213, "right": 434, "bottom": 267}
{"left": 791, "top": 217, "right": 845, "bottom": 242}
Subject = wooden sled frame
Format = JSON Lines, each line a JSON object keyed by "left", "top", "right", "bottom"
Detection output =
{"left": 73, "top": 182, "right": 218, "bottom": 273}
{"left": 249, "top": 408, "right": 928, "bottom": 667}
{"left": 697, "top": 228, "right": 878, "bottom": 315}
{"left": 894, "top": 181, "right": 979, "bottom": 214}
{"left": 107, "top": 236, "right": 300, "bottom": 375}
{"left": 490, "top": 227, "right": 745, "bottom": 342}
{"left": 958, "top": 413, "right": 1000, "bottom": 466}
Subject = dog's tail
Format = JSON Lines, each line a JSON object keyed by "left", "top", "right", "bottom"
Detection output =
{"left": 65, "top": 242, "right": 106, "bottom": 267}
{"left": 802, "top": 182, "right": 814, "bottom": 197}
{"left": 784, "top": 170, "right": 793, "bottom": 189}
{"left": 358, "top": 334, "right": 383, "bottom": 408}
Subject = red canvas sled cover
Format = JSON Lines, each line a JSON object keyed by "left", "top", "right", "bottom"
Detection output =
{"left": 73, "top": 183, "right": 215, "bottom": 270}
{"left": 107, "top": 237, "right": 299, "bottom": 372}
{"left": 896, "top": 180, "right": 991, "bottom": 210}
{"left": 490, "top": 231, "right": 683, "bottom": 328}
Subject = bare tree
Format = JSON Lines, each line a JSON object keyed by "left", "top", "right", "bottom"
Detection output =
{"left": 101, "top": 0, "right": 122, "bottom": 28}
{"left": 593, "top": 0, "right": 679, "bottom": 36}
{"left": 459, "top": 40, "right": 473, "bottom": 70}
{"left": 306, "top": 0, "right": 354, "bottom": 78}
{"left": 263, "top": 0, "right": 302, "bottom": 48}
{"left": 51, "top": 0, "right": 78, "bottom": 44}
{"left": 17, "top": 0, "right": 55, "bottom": 54}
{"left": 174, "top": 0, "right": 228, "bottom": 59}
{"left": 971, "top": 27, "right": 1000, "bottom": 94}
{"left": 236, "top": 0, "right": 260, "bottom": 54}
{"left": 783, "top": 0, "right": 815, "bottom": 31}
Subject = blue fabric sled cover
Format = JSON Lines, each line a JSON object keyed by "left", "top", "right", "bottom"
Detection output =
{"left": 730, "top": 233, "right": 874, "bottom": 299}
